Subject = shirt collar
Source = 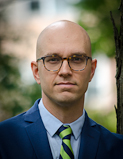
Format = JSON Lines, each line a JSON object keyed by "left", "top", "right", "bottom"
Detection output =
{"left": 69, "top": 109, "right": 85, "bottom": 140}
{"left": 38, "top": 99, "right": 85, "bottom": 140}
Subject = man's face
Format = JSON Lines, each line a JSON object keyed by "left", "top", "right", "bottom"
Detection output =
{"left": 35, "top": 22, "right": 96, "bottom": 107}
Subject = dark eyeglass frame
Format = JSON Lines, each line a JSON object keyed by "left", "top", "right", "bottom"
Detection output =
{"left": 36, "top": 54, "right": 92, "bottom": 72}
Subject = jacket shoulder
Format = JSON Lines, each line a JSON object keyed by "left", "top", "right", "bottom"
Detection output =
{"left": 0, "top": 98, "right": 41, "bottom": 129}
{"left": 89, "top": 116, "right": 123, "bottom": 139}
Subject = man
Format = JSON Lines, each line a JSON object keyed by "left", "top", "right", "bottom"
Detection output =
{"left": 0, "top": 20, "right": 123, "bottom": 159}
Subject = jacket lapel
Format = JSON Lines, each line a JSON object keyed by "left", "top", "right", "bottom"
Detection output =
{"left": 24, "top": 99, "right": 53, "bottom": 159}
{"left": 78, "top": 112, "right": 100, "bottom": 159}
{"left": 23, "top": 99, "right": 100, "bottom": 159}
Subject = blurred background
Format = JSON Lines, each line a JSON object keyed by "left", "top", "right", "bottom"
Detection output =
{"left": 0, "top": 0, "right": 120, "bottom": 132}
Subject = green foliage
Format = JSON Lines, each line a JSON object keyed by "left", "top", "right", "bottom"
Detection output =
{"left": 0, "top": 53, "right": 41, "bottom": 121}
{"left": 0, "top": 4, "right": 41, "bottom": 121}
{"left": 75, "top": 0, "right": 120, "bottom": 57}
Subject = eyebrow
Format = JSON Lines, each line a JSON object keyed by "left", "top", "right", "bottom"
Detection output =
{"left": 46, "top": 53, "right": 59, "bottom": 56}
{"left": 70, "top": 52, "right": 87, "bottom": 56}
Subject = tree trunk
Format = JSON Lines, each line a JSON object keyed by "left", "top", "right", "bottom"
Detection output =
{"left": 110, "top": 0, "right": 123, "bottom": 134}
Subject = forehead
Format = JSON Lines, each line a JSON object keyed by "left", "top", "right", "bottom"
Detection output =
{"left": 37, "top": 22, "right": 91, "bottom": 57}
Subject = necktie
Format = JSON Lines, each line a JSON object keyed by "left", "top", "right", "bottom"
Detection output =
{"left": 57, "top": 125, "right": 74, "bottom": 159}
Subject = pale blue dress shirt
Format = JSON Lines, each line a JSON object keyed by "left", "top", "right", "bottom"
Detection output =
{"left": 38, "top": 99, "right": 85, "bottom": 159}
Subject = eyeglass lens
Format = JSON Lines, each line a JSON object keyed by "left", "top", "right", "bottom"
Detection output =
{"left": 44, "top": 55, "right": 87, "bottom": 71}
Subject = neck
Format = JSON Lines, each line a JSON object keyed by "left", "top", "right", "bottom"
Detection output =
{"left": 42, "top": 94, "right": 84, "bottom": 123}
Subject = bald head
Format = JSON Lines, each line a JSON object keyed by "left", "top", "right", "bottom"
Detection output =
{"left": 36, "top": 20, "right": 91, "bottom": 60}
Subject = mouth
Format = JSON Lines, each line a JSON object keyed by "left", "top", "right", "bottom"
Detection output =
{"left": 55, "top": 82, "right": 76, "bottom": 87}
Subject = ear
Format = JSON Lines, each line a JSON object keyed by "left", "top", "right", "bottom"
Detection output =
{"left": 89, "top": 59, "right": 97, "bottom": 82}
{"left": 31, "top": 61, "right": 41, "bottom": 84}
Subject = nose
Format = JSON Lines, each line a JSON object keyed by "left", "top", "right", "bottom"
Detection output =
{"left": 58, "top": 59, "right": 72, "bottom": 77}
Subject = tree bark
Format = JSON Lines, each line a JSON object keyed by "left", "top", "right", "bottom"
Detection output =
{"left": 110, "top": 0, "right": 123, "bottom": 134}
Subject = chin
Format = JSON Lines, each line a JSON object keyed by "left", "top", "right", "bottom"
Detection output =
{"left": 54, "top": 94, "right": 78, "bottom": 107}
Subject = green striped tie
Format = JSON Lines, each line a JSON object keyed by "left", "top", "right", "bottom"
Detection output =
{"left": 57, "top": 125, "right": 74, "bottom": 159}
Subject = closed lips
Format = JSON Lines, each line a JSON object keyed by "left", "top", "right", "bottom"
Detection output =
{"left": 56, "top": 82, "right": 76, "bottom": 85}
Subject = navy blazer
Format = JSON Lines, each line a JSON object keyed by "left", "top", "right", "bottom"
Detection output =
{"left": 0, "top": 98, "right": 123, "bottom": 159}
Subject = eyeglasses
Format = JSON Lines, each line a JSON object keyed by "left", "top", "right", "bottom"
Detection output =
{"left": 36, "top": 54, "right": 92, "bottom": 72}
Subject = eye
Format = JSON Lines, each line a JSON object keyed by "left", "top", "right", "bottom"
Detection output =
{"left": 71, "top": 55, "right": 85, "bottom": 63}
{"left": 46, "top": 56, "right": 61, "bottom": 64}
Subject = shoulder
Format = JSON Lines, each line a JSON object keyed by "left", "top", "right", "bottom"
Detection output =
{"left": 85, "top": 114, "right": 123, "bottom": 158}
{"left": 0, "top": 98, "right": 41, "bottom": 131}
{"left": 90, "top": 116, "right": 123, "bottom": 136}
{"left": 88, "top": 115, "right": 123, "bottom": 145}
{"left": 85, "top": 112, "right": 123, "bottom": 141}
{"left": 0, "top": 112, "right": 26, "bottom": 129}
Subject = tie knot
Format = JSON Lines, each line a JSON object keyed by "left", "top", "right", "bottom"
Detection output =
{"left": 57, "top": 125, "right": 72, "bottom": 140}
